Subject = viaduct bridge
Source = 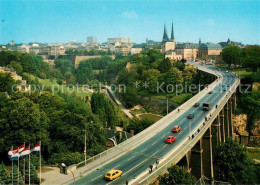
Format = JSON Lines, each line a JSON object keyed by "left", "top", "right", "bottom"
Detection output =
{"left": 56, "top": 62, "right": 240, "bottom": 185}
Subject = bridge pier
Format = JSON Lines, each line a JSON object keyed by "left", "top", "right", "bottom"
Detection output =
{"left": 220, "top": 109, "right": 225, "bottom": 142}
{"left": 224, "top": 103, "right": 230, "bottom": 138}
{"left": 232, "top": 93, "right": 237, "bottom": 111}
{"left": 228, "top": 99, "right": 233, "bottom": 138}
{"left": 190, "top": 138, "right": 203, "bottom": 179}
{"left": 202, "top": 127, "right": 214, "bottom": 181}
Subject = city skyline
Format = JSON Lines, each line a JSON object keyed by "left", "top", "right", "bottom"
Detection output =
{"left": 0, "top": 0, "right": 259, "bottom": 45}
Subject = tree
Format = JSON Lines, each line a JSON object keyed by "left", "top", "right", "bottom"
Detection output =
{"left": 0, "top": 162, "right": 11, "bottom": 185}
{"left": 76, "top": 61, "right": 94, "bottom": 84}
{"left": 120, "top": 87, "right": 140, "bottom": 109}
{"left": 159, "top": 165, "right": 196, "bottom": 184}
{"left": 7, "top": 61, "right": 23, "bottom": 75}
{"left": 221, "top": 45, "right": 241, "bottom": 69}
{"left": 143, "top": 69, "right": 161, "bottom": 93}
{"left": 12, "top": 165, "right": 23, "bottom": 185}
{"left": 0, "top": 97, "right": 49, "bottom": 155}
{"left": 0, "top": 72, "right": 17, "bottom": 93}
{"left": 126, "top": 118, "right": 154, "bottom": 134}
{"left": 158, "top": 58, "right": 172, "bottom": 73}
{"left": 54, "top": 59, "right": 74, "bottom": 76}
{"left": 242, "top": 45, "right": 260, "bottom": 72}
{"left": 215, "top": 139, "right": 258, "bottom": 184}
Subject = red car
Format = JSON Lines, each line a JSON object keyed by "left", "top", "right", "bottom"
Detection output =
{"left": 172, "top": 126, "right": 181, "bottom": 133}
{"left": 165, "top": 136, "right": 176, "bottom": 144}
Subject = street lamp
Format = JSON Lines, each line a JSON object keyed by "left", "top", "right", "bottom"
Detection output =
{"left": 84, "top": 121, "right": 93, "bottom": 166}
{"left": 61, "top": 163, "right": 75, "bottom": 185}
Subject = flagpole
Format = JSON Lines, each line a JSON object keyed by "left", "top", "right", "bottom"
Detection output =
{"left": 40, "top": 141, "right": 41, "bottom": 185}
{"left": 23, "top": 142, "right": 25, "bottom": 185}
{"left": 29, "top": 144, "right": 30, "bottom": 185}
{"left": 12, "top": 146, "right": 13, "bottom": 185}
{"left": 18, "top": 154, "right": 19, "bottom": 185}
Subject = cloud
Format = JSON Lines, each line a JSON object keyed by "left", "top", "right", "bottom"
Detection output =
{"left": 201, "top": 18, "right": 215, "bottom": 26}
{"left": 122, "top": 11, "right": 138, "bottom": 19}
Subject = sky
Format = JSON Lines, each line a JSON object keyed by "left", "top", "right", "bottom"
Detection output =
{"left": 0, "top": 0, "right": 259, "bottom": 45}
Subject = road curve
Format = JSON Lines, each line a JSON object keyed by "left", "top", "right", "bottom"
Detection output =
{"left": 71, "top": 63, "right": 238, "bottom": 185}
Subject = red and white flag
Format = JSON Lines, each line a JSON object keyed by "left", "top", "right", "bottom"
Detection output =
{"left": 18, "top": 144, "right": 25, "bottom": 153}
{"left": 20, "top": 146, "right": 30, "bottom": 158}
{"left": 31, "top": 143, "right": 41, "bottom": 152}
{"left": 8, "top": 147, "right": 13, "bottom": 159}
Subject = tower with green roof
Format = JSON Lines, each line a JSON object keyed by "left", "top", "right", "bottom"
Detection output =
{"left": 162, "top": 24, "right": 170, "bottom": 43}
{"left": 170, "top": 22, "right": 175, "bottom": 41}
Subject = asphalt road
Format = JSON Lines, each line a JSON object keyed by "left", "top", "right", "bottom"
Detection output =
{"left": 75, "top": 64, "right": 237, "bottom": 185}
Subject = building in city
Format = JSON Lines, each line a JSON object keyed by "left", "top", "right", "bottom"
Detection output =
{"left": 162, "top": 23, "right": 182, "bottom": 60}
{"left": 198, "top": 43, "right": 222, "bottom": 57}
{"left": 175, "top": 43, "right": 199, "bottom": 60}
{"left": 107, "top": 37, "right": 131, "bottom": 45}
{"left": 87, "top": 37, "right": 97, "bottom": 44}
{"left": 162, "top": 23, "right": 176, "bottom": 53}
{"left": 219, "top": 38, "right": 244, "bottom": 48}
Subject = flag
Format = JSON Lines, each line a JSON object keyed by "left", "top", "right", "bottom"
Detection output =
{"left": 11, "top": 148, "right": 20, "bottom": 161}
{"left": 20, "top": 146, "right": 30, "bottom": 159}
{"left": 18, "top": 144, "right": 25, "bottom": 153}
{"left": 8, "top": 147, "right": 13, "bottom": 160}
{"left": 31, "top": 143, "right": 40, "bottom": 154}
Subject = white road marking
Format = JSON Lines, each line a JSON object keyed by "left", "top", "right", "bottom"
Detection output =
{"left": 127, "top": 156, "right": 135, "bottom": 161}
{"left": 154, "top": 150, "right": 160, "bottom": 155}
{"left": 91, "top": 175, "right": 102, "bottom": 182}
{"left": 163, "top": 144, "right": 168, "bottom": 148}
{"left": 142, "top": 148, "right": 148, "bottom": 152}
{"left": 112, "top": 165, "right": 120, "bottom": 169}
{"left": 152, "top": 141, "right": 157, "bottom": 146}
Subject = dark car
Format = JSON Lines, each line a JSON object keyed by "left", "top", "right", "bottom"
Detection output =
{"left": 187, "top": 113, "right": 194, "bottom": 119}
{"left": 194, "top": 102, "right": 200, "bottom": 107}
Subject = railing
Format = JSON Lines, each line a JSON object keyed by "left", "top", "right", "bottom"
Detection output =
{"left": 137, "top": 72, "right": 240, "bottom": 185}
{"left": 74, "top": 67, "right": 220, "bottom": 171}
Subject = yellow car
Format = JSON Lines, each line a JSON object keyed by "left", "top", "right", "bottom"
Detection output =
{"left": 104, "top": 169, "right": 123, "bottom": 181}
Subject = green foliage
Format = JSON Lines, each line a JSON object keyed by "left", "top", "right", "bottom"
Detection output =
{"left": 119, "top": 87, "right": 140, "bottom": 108}
{"left": 7, "top": 61, "right": 23, "bottom": 75}
{"left": 221, "top": 45, "right": 241, "bottom": 68}
{"left": 19, "top": 158, "right": 39, "bottom": 184}
{"left": 12, "top": 165, "right": 23, "bottom": 185}
{"left": 0, "top": 162, "right": 11, "bottom": 185}
{"left": 91, "top": 92, "right": 119, "bottom": 129}
{"left": 76, "top": 60, "right": 94, "bottom": 84}
{"left": 159, "top": 165, "right": 196, "bottom": 184}
{"left": 0, "top": 97, "right": 49, "bottom": 154}
{"left": 242, "top": 45, "right": 260, "bottom": 72}
{"left": 158, "top": 58, "right": 172, "bottom": 73}
{"left": 215, "top": 139, "right": 258, "bottom": 184}
{"left": 48, "top": 152, "right": 84, "bottom": 166}
{"left": 0, "top": 72, "right": 17, "bottom": 93}
{"left": 54, "top": 58, "right": 74, "bottom": 76}
{"left": 238, "top": 94, "right": 260, "bottom": 133}
{"left": 126, "top": 118, "right": 154, "bottom": 134}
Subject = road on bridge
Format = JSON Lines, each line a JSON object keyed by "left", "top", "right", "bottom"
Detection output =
{"left": 73, "top": 64, "right": 237, "bottom": 185}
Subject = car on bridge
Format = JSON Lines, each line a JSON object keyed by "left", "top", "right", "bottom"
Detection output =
{"left": 104, "top": 169, "right": 123, "bottom": 181}
{"left": 187, "top": 113, "right": 194, "bottom": 119}
{"left": 194, "top": 102, "right": 200, "bottom": 107}
{"left": 165, "top": 136, "right": 176, "bottom": 144}
{"left": 172, "top": 126, "right": 181, "bottom": 132}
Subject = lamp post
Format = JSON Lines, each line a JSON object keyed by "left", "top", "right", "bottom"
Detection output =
{"left": 84, "top": 121, "right": 93, "bottom": 166}
{"left": 61, "top": 163, "right": 75, "bottom": 185}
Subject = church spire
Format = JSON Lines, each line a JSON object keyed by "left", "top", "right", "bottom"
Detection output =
{"left": 162, "top": 24, "right": 170, "bottom": 42}
{"left": 171, "top": 22, "right": 175, "bottom": 41}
